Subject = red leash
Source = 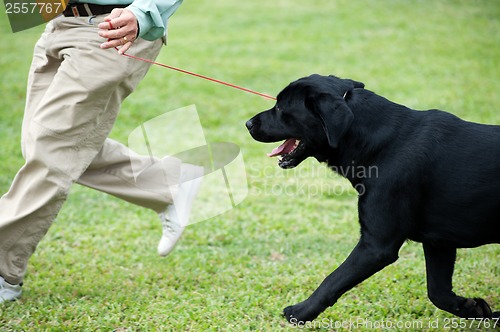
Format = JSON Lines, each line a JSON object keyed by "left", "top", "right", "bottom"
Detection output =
{"left": 121, "top": 52, "right": 277, "bottom": 100}
{"left": 107, "top": 21, "right": 275, "bottom": 100}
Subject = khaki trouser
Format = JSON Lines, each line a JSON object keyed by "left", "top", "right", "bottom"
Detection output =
{"left": 0, "top": 15, "right": 180, "bottom": 285}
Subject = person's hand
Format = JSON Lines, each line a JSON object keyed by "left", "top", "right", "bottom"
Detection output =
{"left": 98, "top": 8, "right": 139, "bottom": 54}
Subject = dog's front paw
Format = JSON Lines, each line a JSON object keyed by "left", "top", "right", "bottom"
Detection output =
{"left": 283, "top": 301, "right": 321, "bottom": 325}
{"left": 458, "top": 298, "right": 493, "bottom": 318}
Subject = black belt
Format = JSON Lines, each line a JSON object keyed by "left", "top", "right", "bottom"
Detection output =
{"left": 63, "top": 3, "right": 128, "bottom": 17}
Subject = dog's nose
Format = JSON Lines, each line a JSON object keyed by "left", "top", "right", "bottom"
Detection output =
{"left": 245, "top": 119, "right": 254, "bottom": 131}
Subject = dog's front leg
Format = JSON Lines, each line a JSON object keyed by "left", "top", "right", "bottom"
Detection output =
{"left": 284, "top": 236, "right": 403, "bottom": 324}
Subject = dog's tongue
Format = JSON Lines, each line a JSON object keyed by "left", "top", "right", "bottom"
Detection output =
{"left": 267, "top": 139, "right": 297, "bottom": 157}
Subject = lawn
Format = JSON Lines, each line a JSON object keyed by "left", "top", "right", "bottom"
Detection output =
{"left": 0, "top": 0, "right": 499, "bottom": 331}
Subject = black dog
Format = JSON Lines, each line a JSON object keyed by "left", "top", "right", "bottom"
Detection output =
{"left": 246, "top": 74, "right": 499, "bottom": 324}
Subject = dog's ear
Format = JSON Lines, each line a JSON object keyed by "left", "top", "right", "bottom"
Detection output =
{"left": 346, "top": 79, "right": 365, "bottom": 89}
{"left": 306, "top": 93, "right": 354, "bottom": 148}
{"left": 327, "top": 75, "right": 365, "bottom": 90}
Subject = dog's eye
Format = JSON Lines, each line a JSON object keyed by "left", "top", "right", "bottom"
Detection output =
{"left": 275, "top": 105, "right": 280, "bottom": 112}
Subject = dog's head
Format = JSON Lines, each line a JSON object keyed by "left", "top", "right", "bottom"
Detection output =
{"left": 246, "top": 74, "right": 364, "bottom": 168}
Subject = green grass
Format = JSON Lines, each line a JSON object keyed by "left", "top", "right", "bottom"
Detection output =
{"left": 1, "top": 0, "right": 499, "bottom": 331}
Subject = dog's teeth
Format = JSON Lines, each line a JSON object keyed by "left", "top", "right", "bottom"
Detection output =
{"left": 294, "top": 140, "right": 300, "bottom": 148}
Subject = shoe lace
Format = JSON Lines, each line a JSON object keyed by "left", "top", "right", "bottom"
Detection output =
{"left": 159, "top": 212, "right": 175, "bottom": 233}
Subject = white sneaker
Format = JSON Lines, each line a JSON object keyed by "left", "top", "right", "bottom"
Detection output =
{"left": 0, "top": 276, "right": 22, "bottom": 303}
{"left": 157, "top": 163, "right": 204, "bottom": 256}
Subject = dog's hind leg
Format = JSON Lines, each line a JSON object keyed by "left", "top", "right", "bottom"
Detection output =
{"left": 423, "top": 243, "right": 495, "bottom": 319}
{"left": 283, "top": 235, "right": 404, "bottom": 324}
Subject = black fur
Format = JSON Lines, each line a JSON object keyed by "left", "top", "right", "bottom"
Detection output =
{"left": 246, "top": 74, "right": 499, "bottom": 324}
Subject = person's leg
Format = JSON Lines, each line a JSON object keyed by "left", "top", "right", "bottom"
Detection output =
{"left": 0, "top": 20, "right": 65, "bottom": 286}
{"left": 77, "top": 138, "right": 180, "bottom": 213}
{"left": 0, "top": 15, "right": 163, "bottom": 287}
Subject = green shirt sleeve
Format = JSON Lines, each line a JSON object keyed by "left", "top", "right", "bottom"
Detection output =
{"left": 127, "top": 0, "right": 183, "bottom": 41}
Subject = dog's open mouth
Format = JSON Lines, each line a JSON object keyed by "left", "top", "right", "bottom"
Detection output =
{"left": 267, "top": 138, "right": 306, "bottom": 168}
